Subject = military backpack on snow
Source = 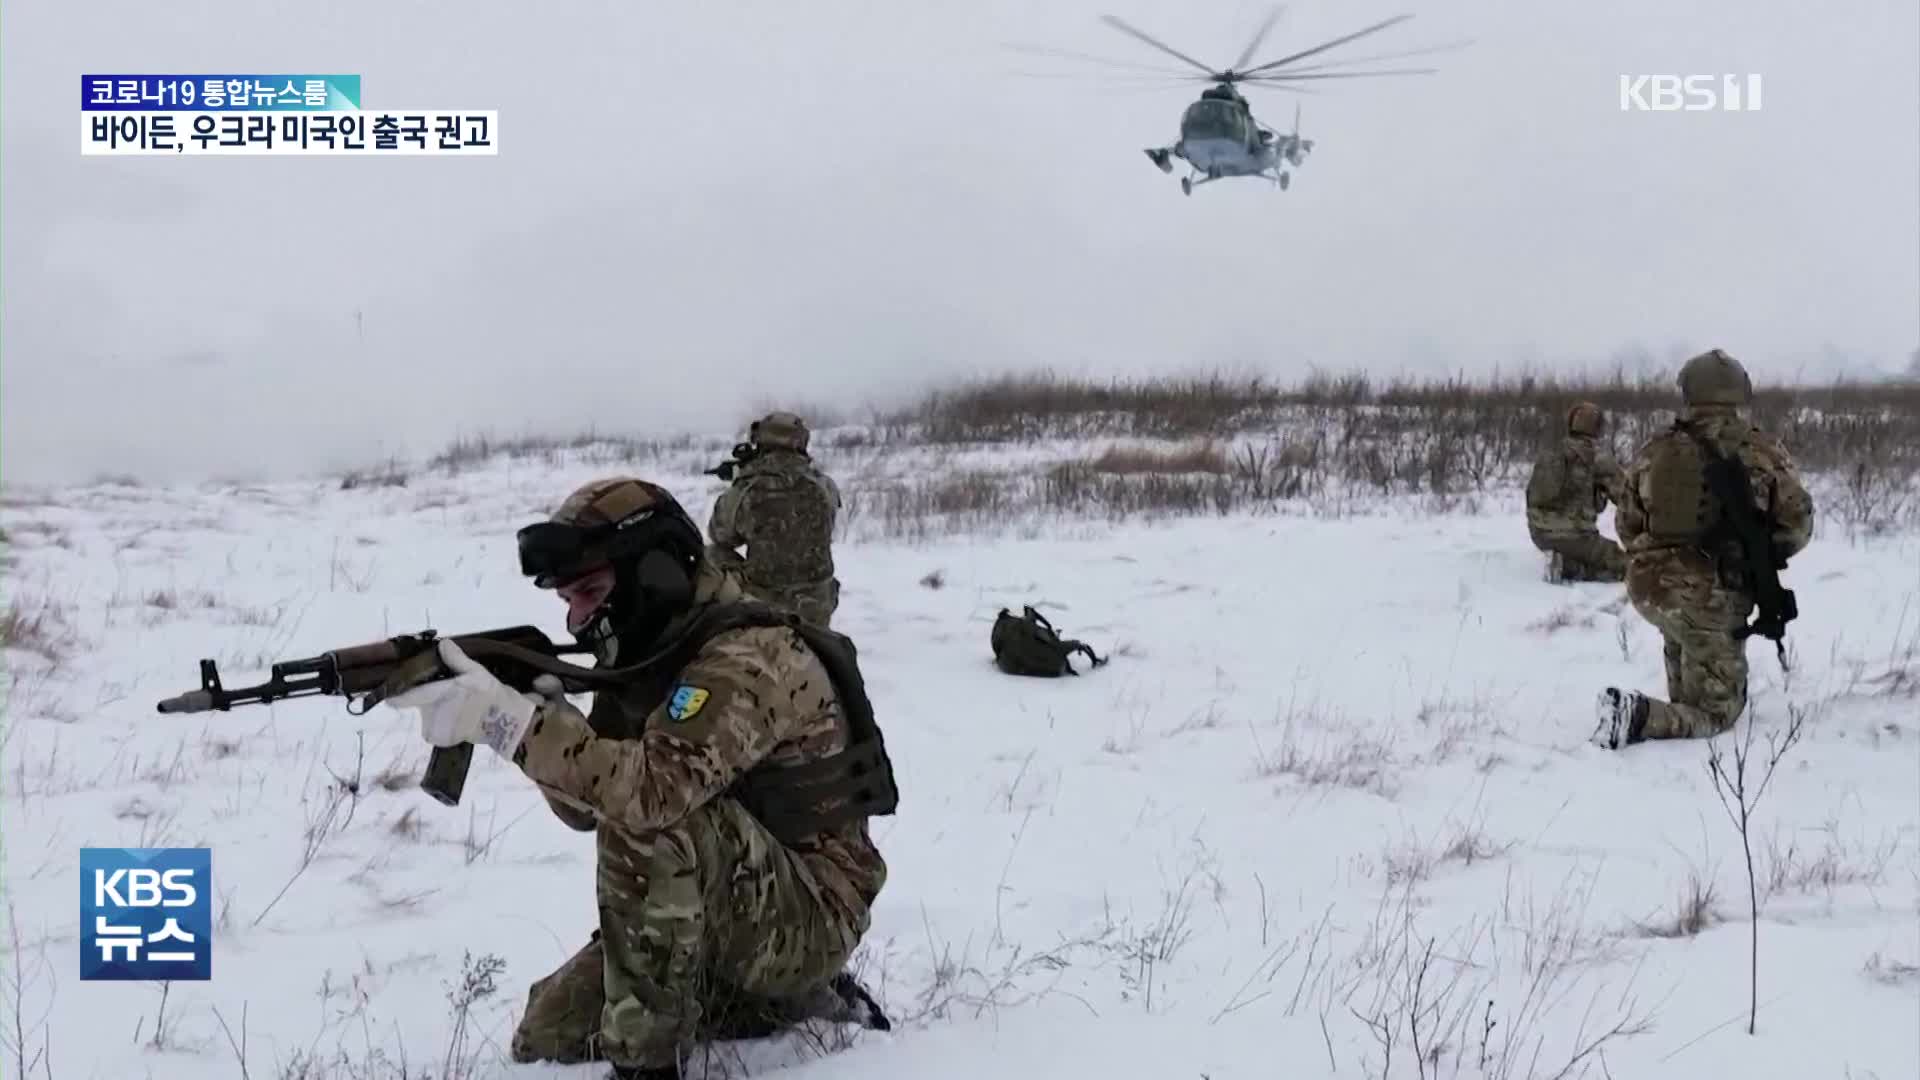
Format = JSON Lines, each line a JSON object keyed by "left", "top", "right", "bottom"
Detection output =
{"left": 991, "top": 606, "right": 1107, "bottom": 677}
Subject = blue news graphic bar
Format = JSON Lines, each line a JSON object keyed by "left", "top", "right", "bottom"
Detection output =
{"left": 81, "top": 75, "right": 361, "bottom": 111}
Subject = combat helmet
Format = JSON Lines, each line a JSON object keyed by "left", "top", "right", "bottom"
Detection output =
{"left": 750, "top": 411, "right": 811, "bottom": 453}
{"left": 1676, "top": 348, "right": 1753, "bottom": 408}
{"left": 1566, "top": 401, "right": 1606, "bottom": 437}
{"left": 516, "top": 477, "right": 705, "bottom": 657}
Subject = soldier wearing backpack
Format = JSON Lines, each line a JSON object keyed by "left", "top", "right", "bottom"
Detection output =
{"left": 708, "top": 412, "right": 843, "bottom": 627}
{"left": 1591, "top": 350, "right": 1815, "bottom": 750}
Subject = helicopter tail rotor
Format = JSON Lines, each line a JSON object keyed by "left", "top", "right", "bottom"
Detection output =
{"left": 1283, "top": 103, "right": 1312, "bottom": 166}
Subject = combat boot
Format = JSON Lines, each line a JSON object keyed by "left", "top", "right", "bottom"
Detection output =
{"left": 1590, "top": 688, "right": 1650, "bottom": 750}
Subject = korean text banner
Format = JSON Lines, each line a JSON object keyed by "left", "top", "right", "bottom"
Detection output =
{"left": 81, "top": 75, "right": 361, "bottom": 111}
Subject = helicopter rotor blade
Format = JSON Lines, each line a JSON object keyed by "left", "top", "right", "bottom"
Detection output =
{"left": 1233, "top": 81, "right": 1322, "bottom": 95}
{"left": 1231, "top": 5, "right": 1287, "bottom": 73}
{"left": 1097, "top": 15, "right": 1222, "bottom": 78}
{"left": 1007, "top": 70, "right": 1213, "bottom": 94}
{"left": 1245, "top": 67, "right": 1438, "bottom": 83}
{"left": 1240, "top": 13, "right": 1415, "bottom": 77}
{"left": 1268, "top": 38, "right": 1474, "bottom": 75}
{"left": 1003, "top": 42, "right": 1202, "bottom": 79}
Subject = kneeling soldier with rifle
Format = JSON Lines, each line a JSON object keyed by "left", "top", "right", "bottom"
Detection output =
{"left": 216, "top": 477, "right": 900, "bottom": 1079}
{"left": 391, "top": 478, "right": 896, "bottom": 1077}
{"left": 1592, "top": 349, "right": 1815, "bottom": 750}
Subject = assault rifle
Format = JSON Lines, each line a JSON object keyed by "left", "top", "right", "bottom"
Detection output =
{"left": 1688, "top": 430, "right": 1799, "bottom": 665}
{"left": 155, "top": 626, "right": 627, "bottom": 806}
{"left": 704, "top": 442, "right": 758, "bottom": 482}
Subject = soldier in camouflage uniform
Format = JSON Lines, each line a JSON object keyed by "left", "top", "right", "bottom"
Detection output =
{"left": 1591, "top": 350, "right": 1815, "bottom": 749}
{"left": 708, "top": 412, "right": 843, "bottom": 627}
{"left": 385, "top": 478, "right": 896, "bottom": 1080}
{"left": 1525, "top": 401, "right": 1628, "bottom": 582}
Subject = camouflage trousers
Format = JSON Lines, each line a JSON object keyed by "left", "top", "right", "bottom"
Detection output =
{"left": 509, "top": 797, "right": 863, "bottom": 1070}
{"left": 1625, "top": 550, "right": 1755, "bottom": 740}
{"left": 1533, "top": 528, "right": 1627, "bottom": 583}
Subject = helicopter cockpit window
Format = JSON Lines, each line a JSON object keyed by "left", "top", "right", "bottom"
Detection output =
{"left": 1182, "top": 98, "right": 1250, "bottom": 143}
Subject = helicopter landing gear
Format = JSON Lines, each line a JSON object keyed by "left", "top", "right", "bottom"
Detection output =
{"left": 1181, "top": 176, "right": 1193, "bottom": 196}
{"left": 1144, "top": 148, "right": 1173, "bottom": 174}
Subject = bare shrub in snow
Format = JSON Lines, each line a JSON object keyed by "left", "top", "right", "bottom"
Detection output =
{"left": 1862, "top": 951, "right": 1920, "bottom": 987}
{"left": 337, "top": 458, "right": 412, "bottom": 491}
{"left": 1629, "top": 868, "right": 1724, "bottom": 939}
{"left": 1706, "top": 704, "right": 1808, "bottom": 1035}
{"left": 1759, "top": 821, "right": 1899, "bottom": 904}
{"left": 0, "top": 595, "right": 75, "bottom": 663}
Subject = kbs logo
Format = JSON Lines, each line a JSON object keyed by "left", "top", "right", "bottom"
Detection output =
{"left": 1620, "top": 74, "right": 1763, "bottom": 112}
{"left": 79, "top": 848, "right": 211, "bottom": 981}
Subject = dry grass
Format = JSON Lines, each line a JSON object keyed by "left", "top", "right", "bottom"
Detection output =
{"left": 880, "top": 369, "right": 1920, "bottom": 473}
{"left": 1630, "top": 869, "right": 1724, "bottom": 939}
{"left": 1863, "top": 951, "right": 1920, "bottom": 987}
{"left": 424, "top": 430, "right": 725, "bottom": 476}
{"left": 0, "top": 596, "right": 74, "bottom": 663}
{"left": 338, "top": 457, "right": 411, "bottom": 491}
{"left": 1251, "top": 721, "right": 1399, "bottom": 798}
{"left": 1759, "top": 824, "right": 1898, "bottom": 903}
{"left": 1381, "top": 819, "right": 1513, "bottom": 886}
{"left": 1086, "top": 440, "right": 1231, "bottom": 475}
{"left": 882, "top": 369, "right": 1920, "bottom": 495}
{"left": 1528, "top": 605, "right": 1597, "bottom": 635}
{"left": 839, "top": 370, "right": 1916, "bottom": 538}
{"left": 314, "top": 368, "right": 1918, "bottom": 541}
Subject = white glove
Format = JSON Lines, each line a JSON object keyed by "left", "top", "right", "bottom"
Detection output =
{"left": 385, "top": 640, "right": 538, "bottom": 759}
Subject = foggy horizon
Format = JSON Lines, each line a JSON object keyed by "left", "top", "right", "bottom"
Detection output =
{"left": 4, "top": 0, "right": 1916, "bottom": 487}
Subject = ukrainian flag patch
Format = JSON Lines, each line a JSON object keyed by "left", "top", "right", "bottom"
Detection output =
{"left": 667, "top": 685, "right": 710, "bottom": 722}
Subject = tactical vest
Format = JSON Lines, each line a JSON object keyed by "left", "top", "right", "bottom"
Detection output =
{"left": 1640, "top": 422, "right": 1725, "bottom": 544}
{"left": 586, "top": 602, "right": 898, "bottom": 843}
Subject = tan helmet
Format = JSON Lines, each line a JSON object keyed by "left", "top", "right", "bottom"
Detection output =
{"left": 749, "top": 411, "right": 810, "bottom": 452}
{"left": 518, "top": 476, "right": 706, "bottom": 655}
{"left": 1566, "top": 401, "right": 1605, "bottom": 437}
{"left": 1676, "top": 348, "right": 1753, "bottom": 407}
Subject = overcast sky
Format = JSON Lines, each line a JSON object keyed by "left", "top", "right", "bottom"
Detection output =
{"left": 3, "top": 0, "right": 1915, "bottom": 485}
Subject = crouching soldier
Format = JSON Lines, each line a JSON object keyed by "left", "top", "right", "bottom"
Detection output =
{"left": 385, "top": 477, "right": 897, "bottom": 1079}
{"left": 1526, "top": 401, "right": 1629, "bottom": 582}
{"left": 1593, "top": 350, "right": 1815, "bottom": 749}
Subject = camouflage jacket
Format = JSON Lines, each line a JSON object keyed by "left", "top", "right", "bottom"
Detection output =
{"left": 708, "top": 449, "right": 841, "bottom": 591}
{"left": 1615, "top": 409, "right": 1815, "bottom": 562}
{"left": 512, "top": 562, "right": 886, "bottom": 922}
{"left": 1525, "top": 434, "right": 1624, "bottom": 536}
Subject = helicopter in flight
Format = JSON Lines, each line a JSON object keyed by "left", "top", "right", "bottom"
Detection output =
{"left": 1092, "top": 8, "right": 1446, "bottom": 195}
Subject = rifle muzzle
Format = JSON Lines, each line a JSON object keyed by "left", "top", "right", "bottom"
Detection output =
{"left": 156, "top": 690, "right": 215, "bottom": 714}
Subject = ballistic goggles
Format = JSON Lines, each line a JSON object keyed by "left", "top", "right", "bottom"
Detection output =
{"left": 517, "top": 508, "right": 684, "bottom": 589}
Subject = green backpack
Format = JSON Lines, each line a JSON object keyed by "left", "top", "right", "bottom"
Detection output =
{"left": 991, "top": 606, "right": 1108, "bottom": 677}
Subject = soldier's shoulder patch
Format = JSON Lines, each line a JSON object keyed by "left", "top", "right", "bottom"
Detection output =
{"left": 666, "top": 685, "right": 710, "bottom": 723}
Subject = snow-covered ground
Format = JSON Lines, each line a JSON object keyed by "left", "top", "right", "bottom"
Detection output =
{"left": 3, "top": 439, "right": 1916, "bottom": 1080}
